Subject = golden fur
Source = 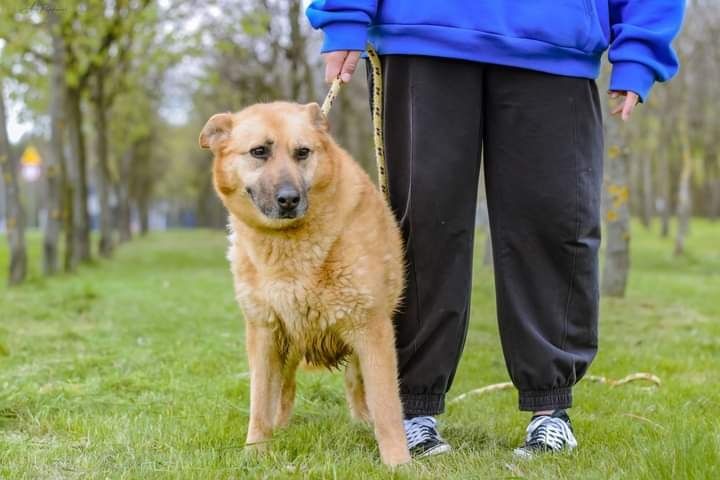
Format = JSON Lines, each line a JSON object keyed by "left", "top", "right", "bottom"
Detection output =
{"left": 199, "top": 102, "right": 410, "bottom": 466}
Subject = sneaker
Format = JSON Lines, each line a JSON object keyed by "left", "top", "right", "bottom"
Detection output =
{"left": 513, "top": 410, "right": 577, "bottom": 458}
{"left": 403, "top": 416, "right": 452, "bottom": 458}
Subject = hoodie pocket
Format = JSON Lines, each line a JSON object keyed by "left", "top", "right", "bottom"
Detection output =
{"left": 487, "top": 0, "right": 600, "bottom": 52}
{"left": 377, "top": 0, "right": 608, "bottom": 53}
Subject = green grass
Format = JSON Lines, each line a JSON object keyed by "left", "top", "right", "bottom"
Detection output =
{"left": 1, "top": 221, "right": 719, "bottom": 479}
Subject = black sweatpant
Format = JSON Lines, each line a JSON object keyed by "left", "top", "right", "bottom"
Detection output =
{"left": 370, "top": 55, "right": 603, "bottom": 416}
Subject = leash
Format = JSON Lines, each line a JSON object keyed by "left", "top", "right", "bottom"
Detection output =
{"left": 321, "top": 44, "right": 389, "bottom": 198}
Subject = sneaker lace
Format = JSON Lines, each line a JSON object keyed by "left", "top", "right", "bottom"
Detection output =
{"left": 404, "top": 416, "right": 439, "bottom": 450}
{"left": 525, "top": 415, "right": 577, "bottom": 451}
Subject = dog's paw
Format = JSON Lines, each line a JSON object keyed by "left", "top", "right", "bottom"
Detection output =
{"left": 381, "top": 449, "right": 412, "bottom": 468}
{"left": 244, "top": 439, "right": 271, "bottom": 456}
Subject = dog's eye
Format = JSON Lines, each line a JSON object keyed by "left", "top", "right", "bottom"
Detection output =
{"left": 249, "top": 146, "right": 270, "bottom": 159}
{"left": 295, "top": 147, "right": 311, "bottom": 161}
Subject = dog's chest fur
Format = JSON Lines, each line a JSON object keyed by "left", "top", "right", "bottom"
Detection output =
{"left": 230, "top": 232, "right": 372, "bottom": 368}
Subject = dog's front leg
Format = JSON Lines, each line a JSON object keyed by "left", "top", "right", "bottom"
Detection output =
{"left": 351, "top": 316, "right": 411, "bottom": 466}
{"left": 245, "top": 319, "right": 282, "bottom": 449}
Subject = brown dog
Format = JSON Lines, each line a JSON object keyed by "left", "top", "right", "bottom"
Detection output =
{"left": 199, "top": 102, "right": 410, "bottom": 466}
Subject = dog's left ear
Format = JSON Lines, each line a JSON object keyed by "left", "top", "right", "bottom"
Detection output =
{"left": 305, "top": 103, "right": 328, "bottom": 132}
{"left": 199, "top": 112, "right": 233, "bottom": 151}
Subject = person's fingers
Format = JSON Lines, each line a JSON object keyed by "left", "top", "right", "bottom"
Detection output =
{"left": 621, "top": 92, "right": 639, "bottom": 121}
{"left": 608, "top": 90, "right": 639, "bottom": 120}
{"left": 340, "top": 51, "right": 362, "bottom": 83}
{"left": 609, "top": 90, "right": 625, "bottom": 116}
{"left": 621, "top": 98, "right": 635, "bottom": 121}
{"left": 324, "top": 51, "right": 348, "bottom": 83}
{"left": 611, "top": 101, "right": 624, "bottom": 116}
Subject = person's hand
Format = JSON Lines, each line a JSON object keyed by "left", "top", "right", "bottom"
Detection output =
{"left": 323, "top": 50, "right": 362, "bottom": 84}
{"left": 609, "top": 90, "right": 640, "bottom": 122}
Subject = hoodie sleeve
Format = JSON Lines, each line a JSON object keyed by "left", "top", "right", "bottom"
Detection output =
{"left": 608, "top": 0, "right": 685, "bottom": 102}
{"left": 306, "top": 1, "right": 377, "bottom": 53}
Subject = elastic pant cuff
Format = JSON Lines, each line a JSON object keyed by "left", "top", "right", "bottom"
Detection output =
{"left": 401, "top": 394, "right": 445, "bottom": 418}
{"left": 518, "top": 387, "right": 572, "bottom": 412}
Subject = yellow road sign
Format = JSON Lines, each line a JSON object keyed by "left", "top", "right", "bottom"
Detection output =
{"left": 20, "top": 145, "right": 42, "bottom": 166}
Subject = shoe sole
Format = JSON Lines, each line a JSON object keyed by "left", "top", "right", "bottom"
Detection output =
{"left": 512, "top": 444, "right": 576, "bottom": 459}
{"left": 415, "top": 443, "right": 452, "bottom": 458}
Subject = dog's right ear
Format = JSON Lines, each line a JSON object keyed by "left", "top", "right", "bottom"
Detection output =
{"left": 199, "top": 113, "right": 233, "bottom": 150}
{"left": 305, "top": 103, "right": 328, "bottom": 132}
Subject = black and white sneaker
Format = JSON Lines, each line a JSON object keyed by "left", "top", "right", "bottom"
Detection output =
{"left": 513, "top": 410, "right": 577, "bottom": 458}
{"left": 404, "top": 416, "right": 452, "bottom": 458}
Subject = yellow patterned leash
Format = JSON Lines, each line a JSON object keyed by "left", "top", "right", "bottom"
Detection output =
{"left": 320, "top": 44, "right": 389, "bottom": 198}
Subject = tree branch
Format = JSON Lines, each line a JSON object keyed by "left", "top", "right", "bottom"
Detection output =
{"left": 0, "top": 34, "right": 52, "bottom": 64}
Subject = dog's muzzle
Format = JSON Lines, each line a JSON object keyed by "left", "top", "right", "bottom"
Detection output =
{"left": 247, "top": 182, "right": 308, "bottom": 220}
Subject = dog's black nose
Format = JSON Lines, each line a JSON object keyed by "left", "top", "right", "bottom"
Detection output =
{"left": 276, "top": 185, "right": 301, "bottom": 213}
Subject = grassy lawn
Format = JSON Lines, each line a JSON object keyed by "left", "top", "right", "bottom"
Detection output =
{"left": 1, "top": 222, "right": 719, "bottom": 479}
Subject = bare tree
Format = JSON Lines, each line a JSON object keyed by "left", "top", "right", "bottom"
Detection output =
{"left": 116, "top": 147, "right": 133, "bottom": 242}
{"left": 640, "top": 143, "right": 654, "bottom": 228}
{"left": 0, "top": 81, "right": 28, "bottom": 285}
{"left": 674, "top": 111, "right": 693, "bottom": 256}
{"left": 287, "top": 0, "right": 315, "bottom": 102}
{"left": 602, "top": 118, "right": 631, "bottom": 297}
{"left": 657, "top": 116, "right": 673, "bottom": 238}
{"left": 64, "top": 84, "right": 91, "bottom": 266}
{"left": 91, "top": 68, "right": 113, "bottom": 257}
{"left": 89, "top": 0, "right": 152, "bottom": 257}
{"left": 45, "top": 6, "right": 68, "bottom": 274}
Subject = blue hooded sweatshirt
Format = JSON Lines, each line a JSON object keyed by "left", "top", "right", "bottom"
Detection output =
{"left": 306, "top": 1, "right": 685, "bottom": 101}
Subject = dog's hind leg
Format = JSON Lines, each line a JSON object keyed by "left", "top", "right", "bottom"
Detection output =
{"left": 344, "top": 353, "right": 370, "bottom": 423}
{"left": 274, "top": 356, "right": 299, "bottom": 429}
{"left": 245, "top": 320, "right": 283, "bottom": 449}
{"left": 351, "top": 317, "right": 411, "bottom": 466}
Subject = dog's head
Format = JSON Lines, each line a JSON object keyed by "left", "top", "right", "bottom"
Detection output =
{"left": 199, "top": 102, "right": 333, "bottom": 229}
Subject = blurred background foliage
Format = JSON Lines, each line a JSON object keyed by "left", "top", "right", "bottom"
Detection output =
{"left": 0, "top": 0, "right": 718, "bottom": 289}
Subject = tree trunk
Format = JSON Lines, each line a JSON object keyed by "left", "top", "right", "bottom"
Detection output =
{"left": 658, "top": 147, "right": 672, "bottom": 237}
{"left": 628, "top": 144, "right": 641, "bottom": 222}
{"left": 116, "top": 148, "right": 133, "bottom": 242}
{"left": 138, "top": 197, "right": 149, "bottom": 235}
{"left": 287, "top": 0, "right": 303, "bottom": 100}
{"left": 66, "top": 86, "right": 92, "bottom": 264}
{"left": 703, "top": 147, "right": 719, "bottom": 220}
{"left": 674, "top": 115, "right": 693, "bottom": 256}
{"left": 601, "top": 119, "right": 631, "bottom": 298}
{"left": 45, "top": 7, "right": 67, "bottom": 275}
{"left": 286, "top": 0, "right": 315, "bottom": 102}
{"left": 63, "top": 180, "right": 74, "bottom": 272}
{"left": 641, "top": 153, "right": 653, "bottom": 228}
{"left": 92, "top": 69, "right": 114, "bottom": 258}
{"left": 0, "top": 82, "right": 28, "bottom": 286}
{"left": 710, "top": 178, "right": 720, "bottom": 220}
{"left": 196, "top": 178, "right": 226, "bottom": 229}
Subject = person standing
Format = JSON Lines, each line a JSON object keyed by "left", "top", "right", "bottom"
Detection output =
{"left": 307, "top": 0, "right": 684, "bottom": 458}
